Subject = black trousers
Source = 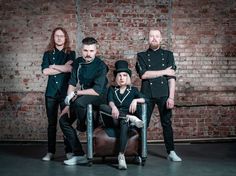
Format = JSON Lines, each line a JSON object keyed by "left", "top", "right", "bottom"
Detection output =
{"left": 100, "top": 104, "right": 137, "bottom": 153}
{"left": 45, "top": 96, "right": 72, "bottom": 154}
{"left": 59, "top": 95, "right": 106, "bottom": 156}
{"left": 146, "top": 96, "right": 174, "bottom": 154}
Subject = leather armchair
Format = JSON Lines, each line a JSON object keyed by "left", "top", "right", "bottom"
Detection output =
{"left": 86, "top": 103, "right": 147, "bottom": 166}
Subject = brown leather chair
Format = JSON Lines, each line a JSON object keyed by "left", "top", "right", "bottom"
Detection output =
{"left": 86, "top": 103, "right": 147, "bottom": 166}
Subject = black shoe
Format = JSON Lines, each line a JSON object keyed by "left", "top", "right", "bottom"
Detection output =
{"left": 133, "top": 156, "right": 142, "bottom": 165}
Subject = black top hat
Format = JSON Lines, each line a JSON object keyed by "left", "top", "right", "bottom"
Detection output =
{"left": 113, "top": 60, "right": 132, "bottom": 77}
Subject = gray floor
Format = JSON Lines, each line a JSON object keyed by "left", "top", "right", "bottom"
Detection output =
{"left": 0, "top": 142, "right": 236, "bottom": 176}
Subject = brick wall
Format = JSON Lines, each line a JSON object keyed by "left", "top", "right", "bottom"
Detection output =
{"left": 0, "top": 0, "right": 77, "bottom": 140}
{"left": 0, "top": 0, "right": 235, "bottom": 141}
{"left": 172, "top": 0, "right": 236, "bottom": 140}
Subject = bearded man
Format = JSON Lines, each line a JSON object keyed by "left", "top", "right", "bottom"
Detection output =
{"left": 136, "top": 29, "right": 182, "bottom": 162}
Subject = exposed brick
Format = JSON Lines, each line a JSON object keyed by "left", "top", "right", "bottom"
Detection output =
{"left": 0, "top": 0, "right": 235, "bottom": 141}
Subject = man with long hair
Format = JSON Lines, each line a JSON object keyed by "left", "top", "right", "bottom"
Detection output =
{"left": 136, "top": 29, "right": 182, "bottom": 162}
{"left": 41, "top": 27, "right": 75, "bottom": 161}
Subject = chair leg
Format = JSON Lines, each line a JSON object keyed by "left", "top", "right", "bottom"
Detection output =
{"left": 141, "top": 157, "right": 146, "bottom": 166}
{"left": 87, "top": 104, "right": 93, "bottom": 166}
{"left": 141, "top": 103, "right": 147, "bottom": 163}
{"left": 133, "top": 155, "right": 142, "bottom": 165}
{"left": 87, "top": 160, "right": 93, "bottom": 166}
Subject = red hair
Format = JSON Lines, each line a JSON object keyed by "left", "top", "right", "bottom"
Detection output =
{"left": 46, "top": 27, "right": 71, "bottom": 53}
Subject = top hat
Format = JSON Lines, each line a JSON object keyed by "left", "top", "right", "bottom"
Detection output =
{"left": 113, "top": 60, "right": 132, "bottom": 77}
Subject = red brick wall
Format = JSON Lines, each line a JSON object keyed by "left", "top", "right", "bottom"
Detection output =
{"left": 0, "top": 0, "right": 235, "bottom": 141}
{"left": 172, "top": 0, "right": 236, "bottom": 140}
{"left": 0, "top": 0, "right": 77, "bottom": 141}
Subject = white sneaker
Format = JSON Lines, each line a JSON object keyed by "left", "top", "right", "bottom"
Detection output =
{"left": 167, "top": 151, "right": 182, "bottom": 162}
{"left": 42, "top": 153, "right": 54, "bottom": 161}
{"left": 118, "top": 153, "right": 127, "bottom": 170}
{"left": 66, "top": 153, "right": 74, "bottom": 160}
{"left": 64, "top": 155, "right": 88, "bottom": 165}
{"left": 127, "top": 115, "right": 144, "bottom": 128}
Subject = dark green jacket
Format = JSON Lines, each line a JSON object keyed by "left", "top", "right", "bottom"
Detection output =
{"left": 69, "top": 57, "right": 108, "bottom": 95}
{"left": 108, "top": 85, "right": 145, "bottom": 114}
{"left": 41, "top": 49, "right": 76, "bottom": 98}
{"left": 136, "top": 48, "right": 176, "bottom": 98}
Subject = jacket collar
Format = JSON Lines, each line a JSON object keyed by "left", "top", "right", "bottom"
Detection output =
{"left": 147, "top": 47, "right": 162, "bottom": 52}
{"left": 114, "top": 85, "right": 132, "bottom": 104}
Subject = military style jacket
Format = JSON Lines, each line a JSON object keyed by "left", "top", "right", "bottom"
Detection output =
{"left": 69, "top": 57, "right": 108, "bottom": 95}
{"left": 108, "top": 85, "right": 145, "bottom": 114}
{"left": 41, "top": 49, "right": 76, "bottom": 98}
{"left": 136, "top": 48, "right": 176, "bottom": 98}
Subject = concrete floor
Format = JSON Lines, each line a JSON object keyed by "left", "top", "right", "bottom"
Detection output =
{"left": 0, "top": 142, "right": 235, "bottom": 176}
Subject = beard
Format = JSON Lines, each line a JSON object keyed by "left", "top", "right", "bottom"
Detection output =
{"left": 55, "top": 43, "right": 64, "bottom": 47}
{"left": 149, "top": 43, "right": 160, "bottom": 50}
